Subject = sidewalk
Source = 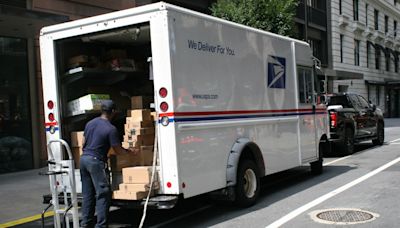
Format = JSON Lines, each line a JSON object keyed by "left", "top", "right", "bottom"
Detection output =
{"left": 0, "top": 167, "right": 50, "bottom": 225}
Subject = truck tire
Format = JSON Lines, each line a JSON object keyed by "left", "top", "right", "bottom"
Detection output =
{"left": 235, "top": 160, "right": 260, "bottom": 207}
{"left": 341, "top": 127, "right": 354, "bottom": 155}
{"left": 372, "top": 123, "right": 384, "bottom": 146}
{"left": 310, "top": 142, "right": 324, "bottom": 175}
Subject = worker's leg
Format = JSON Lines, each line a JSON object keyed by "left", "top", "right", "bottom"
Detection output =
{"left": 90, "top": 157, "right": 111, "bottom": 228}
{"left": 80, "top": 155, "right": 96, "bottom": 227}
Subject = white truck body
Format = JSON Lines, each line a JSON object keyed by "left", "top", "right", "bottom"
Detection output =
{"left": 40, "top": 2, "right": 327, "bottom": 201}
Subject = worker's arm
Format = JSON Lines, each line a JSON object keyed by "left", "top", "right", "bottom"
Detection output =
{"left": 112, "top": 145, "right": 139, "bottom": 155}
{"left": 109, "top": 127, "right": 139, "bottom": 155}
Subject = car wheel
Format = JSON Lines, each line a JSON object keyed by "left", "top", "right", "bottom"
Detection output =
{"left": 341, "top": 127, "right": 354, "bottom": 155}
{"left": 372, "top": 122, "right": 384, "bottom": 146}
{"left": 235, "top": 160, "right": 260, "bottom": 207}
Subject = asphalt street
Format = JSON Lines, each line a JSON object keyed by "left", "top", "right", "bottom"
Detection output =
{"left": 11, "top": 118, "right": 400, "bottom": 228}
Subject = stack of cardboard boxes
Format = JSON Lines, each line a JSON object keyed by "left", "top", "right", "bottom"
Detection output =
{"left": 113, "top": 166, "right": 158, "bottom": 200}
{"left": 109, "top": 96, "right": 155, "bottom": 172}
{"left": 111, "top": 96, "right": 158, "bottom": 200}
{"left": 69, "top": 96, "right": 158, "bottom": 200}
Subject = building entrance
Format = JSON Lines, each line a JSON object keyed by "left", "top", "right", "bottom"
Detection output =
{"left": 387, "top": 87, "right": 400, "bottom": 118}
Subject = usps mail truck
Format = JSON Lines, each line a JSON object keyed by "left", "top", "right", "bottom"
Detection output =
{"left": 39, "top": 2, "right": 328, "bottom": 223}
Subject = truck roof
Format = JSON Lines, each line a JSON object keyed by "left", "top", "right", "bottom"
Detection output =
{"left": 40, "top": 2, "right": 310, "bottom": 47}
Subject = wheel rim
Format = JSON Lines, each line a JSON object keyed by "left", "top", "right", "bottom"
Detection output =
{"left": 243, "top": 169, "right": 257, "bottom": 198}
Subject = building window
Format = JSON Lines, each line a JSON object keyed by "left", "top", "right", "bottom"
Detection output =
{"left": 375, "top": 48, "right": 380, "bottom": 69}
{"left": 395, "top": 20, "right": 397, "bottom": 37}
{"left": 385, "top": 50, "right": 390, "bottom": 71}
{"left": 367, "top": 43, "right": 370, "bottom": 68}
{"left": 395, "top": 55, "right": 399, "bottom": 73}
{"left": 376, "top": 86, "right": 380, "bottom": 105}
{"left": 308, "top": 38, "right": 323, "bottom": 64}
{"left": 366, "top": 4, "right": 369, "bottom": 26}
{"left": 385, "top": 15, "right": 389, "bottom": 34}
{"left": 353, "top": 0, "right": 359, "bottom": 21}
{"left": 0, "top": 36, "right": 32, "bottom": 173}
{"left": 339, "top": 0, "right": 342, "bottom": 15}
{"left": 340, "top": 35, "right": 344, "bottom": 63}
{"left": 375, "top": 9, "right": 379, "bottom": 30}
{"left": 354, "top": 39, "right": 360, "bottom": 66}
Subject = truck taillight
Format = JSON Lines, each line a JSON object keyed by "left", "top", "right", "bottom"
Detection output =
{"left": 48, "top": 113, "right": 55, "bottom": 122}
{"left": 159, "top": 87, "right": 168, "bottom": 98}
{"left": 160, "top": 102, "right": 168, "bottom": 112}
{"left": 330, "top": 112, "right": 337, "bottom": 128}
{"left": 47, "top": 100, "right": 54, "bottom": 109}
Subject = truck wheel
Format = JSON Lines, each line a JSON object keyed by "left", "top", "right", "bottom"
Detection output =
{"left": 341, "top": 128, "right": 354, "bottom": 155}
{"left": 235, "top": 160, "right": 260, "bottom": 207}
{"left": 310, "top": 143, "right": 324, "bottom": 175}
{"left": 372, "top": 123, "right": 384, "bottom": 146}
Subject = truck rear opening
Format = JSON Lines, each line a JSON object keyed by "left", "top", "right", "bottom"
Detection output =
{"left": 52, "top": 23, "right": 158, "bottom": 193}
{"left": 55, "top": 23, "right": 152, "bottom": 123}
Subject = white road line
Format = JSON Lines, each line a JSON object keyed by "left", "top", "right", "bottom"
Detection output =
{"left": 149, "top": 205, "right": 213, "bottom": 228}
{"left": 266, "top": 156, "right": 400, "bottom": 228}
{"left": 391, "top": 142, "right": 400, "bottom": 145}
{"left": 323, "top": 156, "right": 351, "bottom": 166}
{"left": 389, "top": 137, "right": 400, "bottom": 143}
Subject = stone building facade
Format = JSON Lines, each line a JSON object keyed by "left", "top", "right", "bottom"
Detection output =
{"left": 328, "top": 0, "right": 400, "bottom": 117}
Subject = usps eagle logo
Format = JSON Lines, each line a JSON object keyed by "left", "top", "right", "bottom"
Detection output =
{"left": 267, "top": 55, "right": 286, "bottom": 89}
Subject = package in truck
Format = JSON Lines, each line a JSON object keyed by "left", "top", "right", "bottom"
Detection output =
{"left": 67, "top": 94, "right": 110, "bottom": 116}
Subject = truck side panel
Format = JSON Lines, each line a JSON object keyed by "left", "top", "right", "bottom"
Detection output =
{"left": 150, "top": 11, "right": 180, "bottom": 195}
{"left": 167, "top": 11, "right": 302, "bottom": 198}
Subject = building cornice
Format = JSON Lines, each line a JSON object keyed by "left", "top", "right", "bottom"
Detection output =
{"left": 368, "top": 0, "right": 400, "bottom": 17}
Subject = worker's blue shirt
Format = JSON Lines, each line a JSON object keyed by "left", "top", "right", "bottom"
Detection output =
{"left": 83, "top": 117, "right": 120, "bottom": 162}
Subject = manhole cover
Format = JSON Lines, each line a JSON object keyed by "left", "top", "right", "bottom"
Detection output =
{"left": 310, "top": 208, "right": 379, "bottom": 225}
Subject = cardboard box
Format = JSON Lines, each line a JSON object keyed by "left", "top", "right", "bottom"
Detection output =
{"left": 111, "top": 172, "right": 123, "bottom": 191}
{"left": 72, "top": 147, "right": 83, "bottom": 168}
{"left": 71, "top": 131, "right": 84, "bottom": 147}
{"left": 125, "top": 127, "right": 155, "bottom": 137}
{"left": 122, "top": 134, "right": 155, "bottom": 147}
{"left": 122, "top": 166, "right": 154, "bottom": 184}
{"left": 123, "top": 134, "right": 154, "bottom": 144}
{"left": 119, "top": 183, "right": 150, "bottom": 192}
{"left": 112, "top": 190, "right": 152, "bottom": 200}
{"left": 124, "top": 121, "right": 154, "bottom": 130}
{"left": 109, "top": 153, "right": 142, "bottom": 171}
{"left": 150, "top": 112, "right": 156, "bottom": 121}
{"left": 141, "top": 146, "right": 154, "bottom": 166}
{"left": 119, "top": 182, "right": 159, "bottom": 192}
{"left": 130, "top": 96, "right": 154, "bottom": 110}
{"left": 67, "top": 94, "right": 110, "bottom": 116}
{"left": 126, "top": 110, "right": 152, "bottom": 122}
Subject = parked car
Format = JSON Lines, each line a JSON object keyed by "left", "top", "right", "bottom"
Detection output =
{"left": 319, "top": 93, "right": 385, "bottom": 155}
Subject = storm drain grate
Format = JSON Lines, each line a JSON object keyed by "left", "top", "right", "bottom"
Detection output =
{"left": 310, "top": 208, "right": 379, "bottom": 225}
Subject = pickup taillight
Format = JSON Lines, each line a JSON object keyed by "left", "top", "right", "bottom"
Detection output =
{"left": 330, "top": 112, "right": 338, "bottom": 128}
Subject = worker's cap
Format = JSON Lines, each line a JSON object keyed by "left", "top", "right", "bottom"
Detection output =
{"left": 101, "top": 100, "right": 116, "bottom": 112}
